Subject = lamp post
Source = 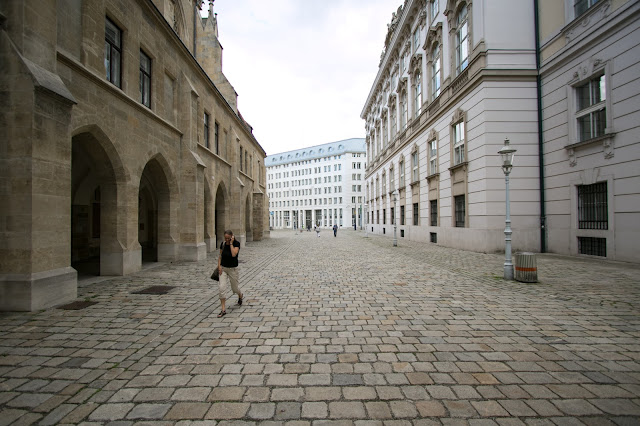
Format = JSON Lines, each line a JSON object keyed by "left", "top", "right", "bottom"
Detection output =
{"left": 392, "top": 190, "right": 399, "bottom": 247}
{"left": 498, "top": 138, "right": 517, "bottom": 280}
{"left": 364, "top": 199, "right": 369, "bottom": 237}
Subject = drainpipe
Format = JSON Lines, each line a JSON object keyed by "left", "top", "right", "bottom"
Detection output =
{"left": 534, "top": 0, "right": 547, "bottom": 253}
{"left": 193, "top": 2, "right": 197, "bottom": 57}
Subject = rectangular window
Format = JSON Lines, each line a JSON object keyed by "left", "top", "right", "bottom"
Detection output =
{"left": 214, "top": 122, "right": 220, "bottom": 154}
{"left": 377, "top": 210, "right": 380, "bottom": 224}
{"left": 389, "top": 168, "right": 395, "bottom": 191}
{"left": 400, "top": 205, "right": 405, "bottom": 225}
{"left": 391, "top": 105, "right": 398, "bottom": 138}
{"left": 456, "top": 6, "right": 469, "bottom": 74}
{"left": 399, "top": 160, "right": 405, "bottom": 187}
{"left": 413, "top": 27, "right": 420, "bottom": 52}
{"left": 204, "top": 113, "right": 210, "bottom": 149}
{"left": 382, "top": 174, "right": 387, "bottom": 194}
{"left": 413, "top": 203, "right": 419, "bottom": 226}
{"left": 105, "top": 18, "right": 122, "bottom": 87}
{"left": 411, "top": 151, "right": 419, "bottom": 182}
{"left": 391, "top": 207, "right": 395, "bottom": 225}
{"left": 429, "top": 140, "right": 437, "bottom": 175}
{"left": 383, "top": 209, "right": 386, "bottom": 225}
{"left": 453, "top": 121, "right": 465, "bottom": 165}
{"left": 430, "top": 0, "right": 439, "bottom": 22}
{"left": 575, "top": 0, "right": 600, "bottom": 18}
{"left": 240, "top": 146, "right": 243, "bottom": 171}
{"left": 576, "top": 75, "right": 606, "bottom": 142}
{"left": 431, "top": 45, "right": 441, "bottom": 100}
{"left": 139, "top": 50, "right": 151, "bottom": 107}
{"left": 455, "top": 195, "right": 465, "bottom": 227}
{"left": 430, "top": 199, "right": 438, "bottom": 226}
{"left": 414, "top": 72, "right": 422, "bottom": 118}
{"left": 578, "top": 182, "right": 608, "bottom": 229}
{"left": 578, "top": 236, "right": 606, "bottom": 256}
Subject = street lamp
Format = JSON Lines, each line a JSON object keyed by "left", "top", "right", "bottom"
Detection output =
{"left": 392, "top": 190, "right": 399, "bottom": 247}
{"left": 364, "top": 198, "right": 369, "bottom": 237}
{"left": 498, "top": 138, "right": 517, "bottom": 280}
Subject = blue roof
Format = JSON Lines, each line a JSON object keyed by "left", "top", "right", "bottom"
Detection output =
{"left": 266, "top": 138, "right": 366, "bottom": 167}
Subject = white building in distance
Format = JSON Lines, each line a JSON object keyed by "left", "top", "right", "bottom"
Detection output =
{"left": 266, "top": 139, "right": 367, "bottom": 230}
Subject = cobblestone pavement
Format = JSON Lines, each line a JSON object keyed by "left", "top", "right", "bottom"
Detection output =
{"left": 1, "top": 230, "right": 640, "bottom": 425}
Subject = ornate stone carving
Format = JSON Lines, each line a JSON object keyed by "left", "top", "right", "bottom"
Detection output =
{"left": 568, "top": 148, "right": 577, "bottom": 167}
{"left": 565, "top": 1, "right": 610, "bottom": 43}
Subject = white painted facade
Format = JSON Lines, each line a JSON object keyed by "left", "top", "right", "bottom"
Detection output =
{"left": 539, "top": 0, "right": 640, "bottom": 263}
{"left": 266, "top": 139, "right": 367, "bottom": 230}
{"left": 362, "top": 0, "right": 541, "bottom": 253}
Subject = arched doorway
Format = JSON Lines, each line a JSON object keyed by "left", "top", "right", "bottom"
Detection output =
{"left": 71, "top": 131, "right": 119, "bottom": 277}
{"left": 139, "top": 157, "right": 172, "bottom": 263}
{"left": 245, "top": 195, "right": 253, "bottom": 242}
{"left": 214, "top": 184, "right": 227, "bottom": 248}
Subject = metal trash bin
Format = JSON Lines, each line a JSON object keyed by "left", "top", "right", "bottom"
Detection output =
{"left": 514, "top": 252, "right": 537, "bottom": 283}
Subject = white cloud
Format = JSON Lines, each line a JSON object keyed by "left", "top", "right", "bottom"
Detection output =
{"left": 208, "top": 0, "right": 398, "bottom": 155}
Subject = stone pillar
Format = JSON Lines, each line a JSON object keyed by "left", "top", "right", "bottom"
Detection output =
{"left": 0, "top": 1, "right": 78, "bottom": 311}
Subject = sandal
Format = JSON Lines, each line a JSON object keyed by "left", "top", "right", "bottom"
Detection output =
{"left": 217, "top": 310, "right": 226, "bottom": 318}
{"left": 237, "top": 295, "right": 243, "bottom": 306}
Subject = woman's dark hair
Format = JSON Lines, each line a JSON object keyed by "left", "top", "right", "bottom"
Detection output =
{"left": 224, "top": 230, "right": 234, "bottom": 236}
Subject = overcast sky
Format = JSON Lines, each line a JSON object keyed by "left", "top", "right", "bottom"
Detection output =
{"left": 204, "top": 0, "right": 400, "bottom": 156}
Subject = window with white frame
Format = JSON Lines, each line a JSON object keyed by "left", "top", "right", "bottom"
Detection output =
{"left": 411, "top": 149, "right": 419, "bottom": 182}
{"left": 453, "top": 121, "right": 465, "bottom": 165}
{"left": 455, "top": 5, "right": 469, "bottom": 75}
{"left": 382, "top": 171, "right": 387, "bottom": 194}
{"left": 574, "top": 0, "right": 600, "bottom": 18}
{"left": 430, "top": 0, "right": 439, "bottom": 23}
{"left": 428, "top": 139, "right": 437, "bottom": 175}
{"left": 382, "top": 115, "right": 388, "bottom": 147}
{"left": 401, "top": 89, "right": 408, "bottom": 131}
{"left": 414, "top": 70, "right": 423, "bottom": 118}
{"left": 575, "top": 74, "right": 606, "bottom": 142}
{"left": 399, "top": 159, "right": 405, "bottom": 187}
{"left": 389, "top": 164, "right": 395, "bottom": 191}
{"left": 413, "top": 27, "right": 420, "bottom": 52}
{"left": 431, "top": 44, "right": 441, "bottom": 100}
{"left": 390, "top": 103, "right": 398, "bottom": 137}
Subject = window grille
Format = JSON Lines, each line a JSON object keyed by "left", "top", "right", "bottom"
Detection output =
{"left": 578, "top": 182, "right": 608, "bottom": 229}
{"left": 430, "top": 200, "right": 437, "bottom": 226}
{"left": 413, "top": 203, "right": 419, "bottom": 226}
{"left": 578, "top": 237, "right": 606, "bottom": 257}
{"left": 455, "top": 195, "right": 465, "bottom": 227}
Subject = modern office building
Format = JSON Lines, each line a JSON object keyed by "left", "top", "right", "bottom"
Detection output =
{"left": 361, "top": 0, "right": 639, "bottom": 263}
{"left": 266, "top": 139, "right": 367, "bottom": 230}
{"left": 0, "top": 0, "right": 269, "bottom": 311}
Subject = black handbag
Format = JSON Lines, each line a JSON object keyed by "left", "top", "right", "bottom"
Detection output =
{"left": 211, "top": 268, "right": 220, "bottom": 281}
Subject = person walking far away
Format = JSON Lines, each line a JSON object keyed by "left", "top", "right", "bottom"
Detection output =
{"left": 333, "top": 224, "right": 338, "bottom": 237}
{"left": 217, "top": 230, "right": 243, "bottom": 318}
{"left": 315, "top": 225, "right": 320, "bottom": 238}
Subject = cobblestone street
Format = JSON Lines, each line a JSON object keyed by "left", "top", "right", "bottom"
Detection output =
{"left": 1, "top": 230, "right": 639, "bottom": 425}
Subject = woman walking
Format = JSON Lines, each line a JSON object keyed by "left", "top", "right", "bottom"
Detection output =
{"left": 217, "top": 230, "right": 243, "bottom": 318}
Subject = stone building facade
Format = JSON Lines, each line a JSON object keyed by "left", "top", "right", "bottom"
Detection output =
{"left": 266, "top": 139, "right": 367, "bottom": 230}
{"left": 362, "top": 0, "right": 639, "bottom": 263}
{"left": 0, "top": 0, "right": 269, "bottom": 311}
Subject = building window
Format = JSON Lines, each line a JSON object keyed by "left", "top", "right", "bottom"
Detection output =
{"left": 383, "top": 209, "right": 386, "bottom": 225}
{"left": 240, "top": 146, "right": 243, "bottom": 171}
{"left": 414, "top": 71, "right": 423, "bottom": 118}
{"left": 377, "top": 210, "right": 380, "bottom": 224}
{"left": 139, "top": 50, "right": 151, "bottom": 107}
{"left": 399, "top": 159, "right": 405, "bottom": 187}
{"left": 400, "top": 205, "right": 405, "bottom": 225}
{"left": 575, "top": 0, "right": 600, "bottom": 18}
{"left": 578, "top": 237, "right": 606, "bottom": 257}
{"left": 382, "top": 116, "right": 388, "bottom": 147}
{"left": 390, "top": 104, "right": 398, "bottom": 138}
{"left": 401, "top": 90, "right": 408, "bottom": 131}
{"left": 204, "top": 113, "right": 210, "bottom": 148}
{"left": 578, "top": 182, "right": 608, "bottom": 229}
{"left": 214, "top": 121, "right": 220, "bottom": 155}
{"left": 413, "top": 27, "right": 420, "bottom": 52}
{"left": 455, "top": 195, "right": 465, "bottom": 227}
{"left": 431, "top": 44, "right": 441, "bottom": 100}
{"left": 389, "top": 165, "right": 395, "bottom": 191}
{"left": 430, "top": 199, "right": 438, "bottom": 226}
{"left": 453, "top": 121, "right": 465, "bottom": 165}
{"left": 105, "top": 18, "right": 122, "bottom": 87}
{"left": 428, "top": 139, "right": 437, "bottom": 175}
{"left": 391, "top": 207, "right": 395, "bottom": 225}
{"left": 413, "top": 203, "right": 419, "bottom": 226}
{"left": 430, "top": 0, "right": 439, "bottom": 23}
{"left": 455, "top": 5, "right": 469, "bottom": 75}
{"left": 576, "top": 74, "right": 606, "bottom": 142}
{"left": 382, "top": 172, "right": 387, "bottom": 194}
{"left": 411, "top": 149, "right": 419, "bottom": 182}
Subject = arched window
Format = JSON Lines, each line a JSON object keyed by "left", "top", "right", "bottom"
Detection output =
{"left": 455, "top": 5, "right": 469, "bottom": 74}
{"left": 431, "top": 44, "right": 441, "bottom": 99}
{"left": 414, "top": 70, "right": 423, "bottom": 118}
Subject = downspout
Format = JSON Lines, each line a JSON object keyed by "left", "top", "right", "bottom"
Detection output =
{"left": 534, "top": 0, "right": 547, "bottom": 253}
{"left": 193, "top": 2, "right": 197, "bottom": 58}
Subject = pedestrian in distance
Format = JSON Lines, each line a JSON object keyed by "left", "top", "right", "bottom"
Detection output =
{"left": 216, "top": 230, "right": 243, "bottom": 318}
{"left": 315, "top": 225, "right": 320, "bottom": 238}
{"left": 333, "top": 224, "right": 338, "bottom": 237}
